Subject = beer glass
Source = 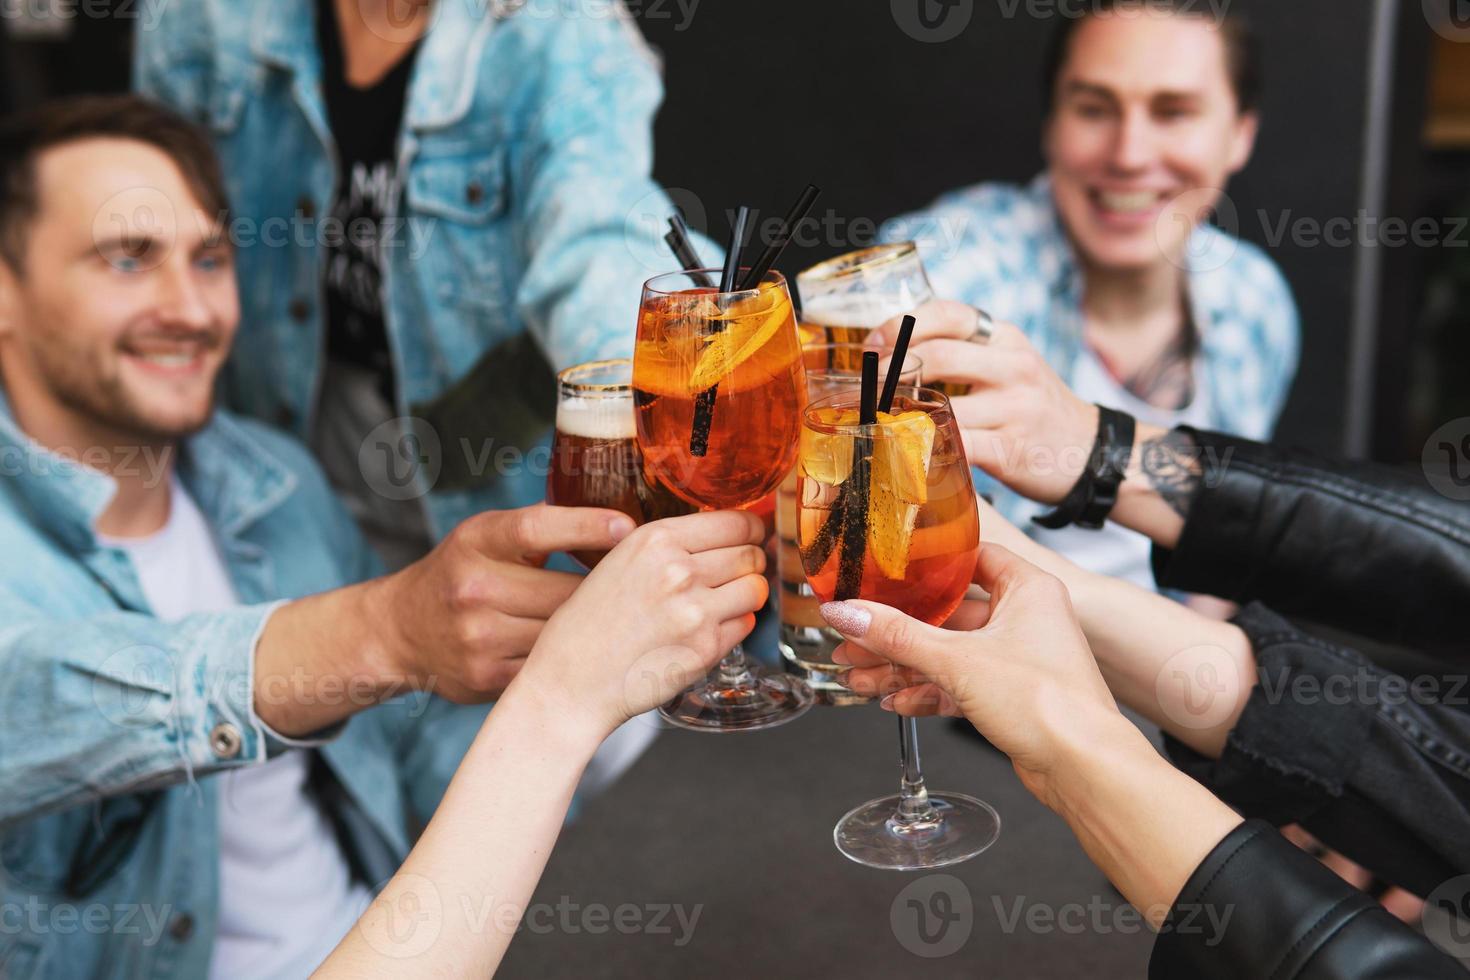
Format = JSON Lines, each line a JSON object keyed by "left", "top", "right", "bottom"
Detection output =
{"left": 633, "top": 269, "right": 814, "bottom": 732}
{"left": 797, "top": 386, "right": 999, "bottom": 869}
{"left": 545, "top": 359, "right": 693, "bottom": 569}
{"left": 797, "top": 243, "right": 966, "bottom": 398}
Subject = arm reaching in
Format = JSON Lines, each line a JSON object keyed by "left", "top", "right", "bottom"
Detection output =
{"left": 820, "top": 545, "right": 1462, "bottom": 977}
{"left": 315, "top": 510, "right": 768, "bottom": 977}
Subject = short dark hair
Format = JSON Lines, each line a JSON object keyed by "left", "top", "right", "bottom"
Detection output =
{"left": 1041, "top": 0, "right": 1262, "bottom": 116}
{"left": 0, "top": 94, "right": 230, "bottom": 272}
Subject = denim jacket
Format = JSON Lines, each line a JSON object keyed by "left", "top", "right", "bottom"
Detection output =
{"left": 0, "top": 399, "right": 487, "bottom": 978}
{"left": 135, "top": 0, "right": 706, "bottom": 538}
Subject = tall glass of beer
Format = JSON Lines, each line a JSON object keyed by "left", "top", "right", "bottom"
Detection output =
{"left": 546, "top": 358, "right": 692, "bottom": 569}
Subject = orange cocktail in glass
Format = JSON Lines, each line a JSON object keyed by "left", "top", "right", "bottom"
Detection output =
{"left": 797, "top": 384, "right": 998, "bottom": 870}
{"left": 632, "top": 268, "right": 813, "bottom": 732}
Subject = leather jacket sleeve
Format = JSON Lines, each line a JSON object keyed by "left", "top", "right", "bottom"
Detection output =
{"left": 1149, "top": 428, "right": 1470, "bottom": 658}
{"left": 1150, "top": 820, "right": 1464, "bottom": 979}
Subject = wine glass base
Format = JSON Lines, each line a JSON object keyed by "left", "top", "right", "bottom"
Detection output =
{"left": 834, "top": 793, "right": 1000, "bottom": 870}
{"left": 659, "top": 671, "right": 815, "bottom": 733}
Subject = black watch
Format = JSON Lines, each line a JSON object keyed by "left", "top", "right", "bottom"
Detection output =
{"left": 1032, "top": 406, "right": 1137, "bottom": 531}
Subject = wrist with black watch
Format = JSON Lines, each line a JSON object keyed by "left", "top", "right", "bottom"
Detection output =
{"left": 1032, "top": 405, "right": 1137, "bottom": 532}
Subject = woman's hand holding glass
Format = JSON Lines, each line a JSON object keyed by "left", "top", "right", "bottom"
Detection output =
{"left": 517, "top": 510, "right": 770, "bottom": 744}
{"left": 823, "top": 544, "right": 1127, "bottom": 807}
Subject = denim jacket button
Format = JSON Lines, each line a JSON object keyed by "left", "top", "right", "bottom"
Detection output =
{"left": 289, "top": 298, "right": 311, "bottom": 322}
{"left": 465, "top": 182, "right": 485, "bottom": 205}
{"left": 168, "top": 913, "right": 195, "bottom": 942}
{"left": 296, "top": 196, "right": 316, "bottom": 219}
{"left": 209, "top": 723, "right": 243, "bottom": 759}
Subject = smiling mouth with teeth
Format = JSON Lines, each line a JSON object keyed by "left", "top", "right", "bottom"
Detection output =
{"left": 1095, "top": 190, "right": 1166, "bottom": 214}
{"left": 121, "top": 335, "right": 218, "bottom": 370}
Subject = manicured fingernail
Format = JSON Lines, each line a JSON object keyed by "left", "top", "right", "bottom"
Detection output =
{"left": 879, "top": 694, "right": 897, "bottom": 712}
{"left": 609, "top": 515, "right": 636, "bottom": 541}
{"left": 821, "top": 602, "right": 870, "bottom": 637}
{"left": 830, "top": 646, "right": 850, "bottom": 666}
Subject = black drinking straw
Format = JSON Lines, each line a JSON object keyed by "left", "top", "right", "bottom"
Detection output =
{"left": 664, "top": 215, "right": 715, "bottom": 289}
{"left": 689, "top": 206, "right": 750, "bottom": 457}
{"left": 737, "top": 184, "right": 821, "bottom": 291}
{"left": 718, "top": 206, "right": 749, "bottom": 293}
{"left": 834, "top": 352, "right": 879, "bottom": 600}
{"left": 859, "top": 350, "right": 880, "bottom": 424}
{"left": 878, "top": 315, "right": 917, "bottom": 414}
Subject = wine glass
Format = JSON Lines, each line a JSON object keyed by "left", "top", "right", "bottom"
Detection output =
{"left": 777, "top": 344, "right": 922, "bottom": 706}
{"left": 632, "top": 268, "right": 815, "bottom": 732}
{"left": 797, "top": 385, "right": 999, "bottom": 868}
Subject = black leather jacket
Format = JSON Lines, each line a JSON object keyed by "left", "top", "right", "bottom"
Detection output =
{"left": 1152, "top": 428, "right": 1470, "bottom": 657}
{"left": 1151, "top": 821, "right": 1465, "bottom": 979}
{"left": 1141, "top": 429, "right": 1470, "bottom": 978}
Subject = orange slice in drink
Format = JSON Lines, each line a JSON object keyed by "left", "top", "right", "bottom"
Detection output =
{"left": 799, "top": 407, "right": 860, "bottom": 486}
{"left": 866, "top": 410, "right": 937, "bottom": 580}
{"left": 688, "top": 283, "right": 792, "bottom": 391}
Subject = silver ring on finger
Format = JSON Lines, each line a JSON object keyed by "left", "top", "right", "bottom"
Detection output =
{"left": 970, "top": 306, "right": 994, "bottom": 345}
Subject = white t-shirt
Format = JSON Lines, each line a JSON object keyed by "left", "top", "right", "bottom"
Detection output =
{"left": 99, "top": 478, "right": 369, "bottom": 978}
{"left": 1022, "top": 348, "right": 1212, "bottom": 591}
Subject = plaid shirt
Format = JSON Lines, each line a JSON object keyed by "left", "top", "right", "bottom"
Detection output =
{"left": 881, "top": 174, "right": 1301, "bottom": 522}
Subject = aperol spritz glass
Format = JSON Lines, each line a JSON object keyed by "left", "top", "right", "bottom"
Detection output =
{"left": 797, "top": 385, "right": 998, "bottom": 868}
{"left": 633, "top": 268, "right": 814, "bottom": 732}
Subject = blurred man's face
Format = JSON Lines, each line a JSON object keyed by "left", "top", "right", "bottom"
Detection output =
{"left": 0, "top": 138, "right": 237, "bottom": 446}
{"left": 1043, "top": 11, "right": 1258, "bottom": 273}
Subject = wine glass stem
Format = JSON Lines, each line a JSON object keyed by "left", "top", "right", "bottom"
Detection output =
{"left": 895, "top": 716, "right": 939, "bottom": 824}
{"left": 714, "top": 643, "right": 756, "bottom": 690}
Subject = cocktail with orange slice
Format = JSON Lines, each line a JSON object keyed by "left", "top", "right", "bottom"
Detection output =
{"left": 632, "top": 268, "right": 814, "bottom": 732}
{"left": 797, "top": 383, "right": 999, "bottom": 869}
{"left": 777, "top": 344, "right": 920, "bottom": 705}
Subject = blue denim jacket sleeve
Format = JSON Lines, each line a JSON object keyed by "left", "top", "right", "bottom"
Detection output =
{"left": 507, "top": 6, "right": 699, "bottom": 369}
{"left": 0, "top": 596, "right": 288, "bottom": 830}
{"left": 131, "top": 0, "right": 213, "bottom": 123}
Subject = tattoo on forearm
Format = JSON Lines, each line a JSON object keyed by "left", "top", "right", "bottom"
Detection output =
{"left": 1138, "top": 429, "right": 1202, "bottom": 519}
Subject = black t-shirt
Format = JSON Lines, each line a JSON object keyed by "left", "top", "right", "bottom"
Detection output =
{"left": 315, "top": 0, "right": 421, "bottom": 401}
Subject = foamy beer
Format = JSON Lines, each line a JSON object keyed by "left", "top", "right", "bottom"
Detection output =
{"left": 796, "top": 242, "right": 933, "bottom": 346}
{"left": 796, "top": 243, "right": 966, "bottom": 397}
{"left": 547, "top": 359, "right": 691, "bottom": 568}
{"left": 776, "top": 344, "right": 920, "bottom": 705}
